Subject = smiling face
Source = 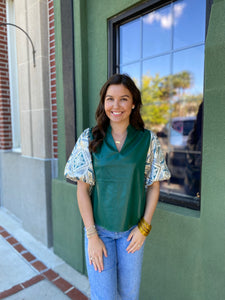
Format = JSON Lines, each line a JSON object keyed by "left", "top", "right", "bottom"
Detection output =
{"left": 104, "top": 84, "right": 135, "bottom": 127}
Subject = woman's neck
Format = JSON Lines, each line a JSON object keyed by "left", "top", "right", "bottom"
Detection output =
{"left": 110, "top": 122, "right": 129, "bottom": 136}
{"left": 110, "top": 122, "right": 129, "bottom": 151}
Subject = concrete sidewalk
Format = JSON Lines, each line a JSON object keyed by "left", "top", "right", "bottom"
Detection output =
{"left": 0, "top": 208, "right": 91, "bottom": 299}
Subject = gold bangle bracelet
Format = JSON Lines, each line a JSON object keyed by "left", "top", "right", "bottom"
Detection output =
{"left": 86, "top": 230, "right": 97, "bottom": 238}
{"left": 87, "top": 232, "right": 97, "bottom": 239}
{"left": 139, "top": 223, "right": 149, "bottom": 234}
{"left": 140, "top": 218, "right": 152, "bottom": 231}
{"left": 140, "top": 221, "right": 149, "bottom": 232}
{"left": 86, "top": 225, "right": 98, "bottom": 239}
{"left": 138, "top": 218, "right": 152, "bottom": 237}
{"left": 138, "top": 226, "right": 149, "bottom": 236}
{"left": 141, "top": 218, "right": 151, "bottom": 230}
{"left": 138, "top": 222, "right": 149, "bottom": 236}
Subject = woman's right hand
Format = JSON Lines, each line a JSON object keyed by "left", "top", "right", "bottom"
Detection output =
{"left": 88, "top": 234, "right": 108, "bottom": 272}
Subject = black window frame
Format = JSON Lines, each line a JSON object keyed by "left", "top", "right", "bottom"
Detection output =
{"left": 108, "top": 0, "right": 213, "bottom": 210}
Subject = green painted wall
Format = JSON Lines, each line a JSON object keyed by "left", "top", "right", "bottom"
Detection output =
{"left": 52, "top": 0, "right": 225, "bottom": 298}
{"left": 86, "top": 0, "right": 143, "bottom": 126}
{"left": 52, "top": 179, "right": 84, "bottom": 273}
{"left": 52, "top": 0, "right": 85, "bottom": 273}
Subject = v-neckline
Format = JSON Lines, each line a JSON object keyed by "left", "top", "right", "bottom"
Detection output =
{"left": 107, "top": 124, "right": 133, "bottom": 153}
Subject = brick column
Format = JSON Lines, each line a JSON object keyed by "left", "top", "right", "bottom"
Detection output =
{"left": 0, "top": 0, "right": 12, "bottom": 150}
{"left": 48, "top": 0, "right": 58, "bottom": 158}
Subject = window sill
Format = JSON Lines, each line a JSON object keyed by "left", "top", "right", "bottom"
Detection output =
{"left": 160, "top": 190, "right": 200, "bottom": 210}
{"left": 157, "top": 200, "right": 200, "bottom": 219}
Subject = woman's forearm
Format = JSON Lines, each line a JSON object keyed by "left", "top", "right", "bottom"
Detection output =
{"left": 77, "top": 180, "right": 95, "bottom": 228}
{"left": 143, "top": 181, "right": 160, "bottom": 225}
{"left": 77, "top": 180, "right": 107, "bottom": 272}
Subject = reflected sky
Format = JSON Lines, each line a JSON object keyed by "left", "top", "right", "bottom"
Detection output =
{"left": 120, "top": 18, "right": 141, "bottom": 65}
{"left": 173, "top": 45, "right": 205, "bottom": 95}
{"left": 120, "top": 63, "right": 141, "bottom": 87}
{"left": 119, "top": 0, "right": 206, "bottom": 96}
{"left": 143, "top": 5, "right": 172, "bottom": 57}
{"left": 143, "top": 1, "right": 186, "bottom": 30}
{"left": 173, "top": 0, "right": 206, "bottom": 49}
{"left": 143, "top": 54, "right": 170, "bottom": 78}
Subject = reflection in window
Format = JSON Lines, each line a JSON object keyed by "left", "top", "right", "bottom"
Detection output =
{"left": 120, "top": 62, "right": 141, "bottom": 88}
{"left": 173, "top": 0, "right": 206, "bottom": 49}
{"left": 120, "top": 18, "right": 141, "bottom": 65}
{"left": 143, "top": 5, "right": 172, "bottom": 57}
{"left": 142, "top": 55, "right": 170, "bottom": 79}
{"left": 118, "top": 0, "right": 206, "bottom": 208}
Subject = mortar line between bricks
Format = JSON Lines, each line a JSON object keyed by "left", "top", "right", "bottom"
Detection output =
{"left": 29, "top": 258, "right": 37, "bottom": 264}
{"left": 11, "top": 242, "right": 19, "bottom": 247}
{"left": 12, "top": 242, "right": 20, "bottom": 246}
{"left": 0, "top": 226, "right": 89, "bottom": 300}
{"left": 65, "top": 286, "right": 75, "bottom": 294}
{"left": 29, "top": 258, "right": 38, "bottom": 263}
{"left": 51, "top": 275, "right": 61, "bottom": 282}
{"left": 0, "top": 275, "right": 44, "bottom": 299}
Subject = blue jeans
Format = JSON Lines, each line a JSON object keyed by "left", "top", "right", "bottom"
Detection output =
{"left": 85, "top": 225, "right": 145, "bottom": 300}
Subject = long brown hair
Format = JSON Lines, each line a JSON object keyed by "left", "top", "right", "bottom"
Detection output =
{"left": 89, "top": 74, "right": 145, "bottom": 153}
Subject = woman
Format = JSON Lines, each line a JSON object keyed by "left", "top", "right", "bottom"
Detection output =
{"left": 65, "top": 74, "right": 170, "bottom": 300}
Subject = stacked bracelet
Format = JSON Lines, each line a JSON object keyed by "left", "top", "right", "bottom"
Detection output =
{"left": 138, "top": 218, "right": 152, "bottom": 236}
{"left": 86, "top": 225, "right": 97, "bottom": 239}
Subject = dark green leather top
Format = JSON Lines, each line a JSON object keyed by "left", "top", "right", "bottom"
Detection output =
{"left": 91, "top": 125, "right": 151, "bottom": 232}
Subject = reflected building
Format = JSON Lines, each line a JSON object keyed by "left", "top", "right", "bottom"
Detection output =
{"left": 184, "top": 102, "right": 203, "bottom": 197}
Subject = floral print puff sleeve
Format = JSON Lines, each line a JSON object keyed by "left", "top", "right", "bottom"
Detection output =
{"left": 145, "top": 131, "right": 171, "bottom": 187}
{"left": 64, "top": 128, "right": 95, "bottom": 188}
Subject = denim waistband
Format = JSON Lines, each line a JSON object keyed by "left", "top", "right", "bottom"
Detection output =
{"left": 85, "top": 224, "right": 136, "bottom": 239}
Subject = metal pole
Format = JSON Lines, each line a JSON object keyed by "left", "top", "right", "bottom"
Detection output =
{"left": 0, "top": 22, "right": 36, "bottom": 67}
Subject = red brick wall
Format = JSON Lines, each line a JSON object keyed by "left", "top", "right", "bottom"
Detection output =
{"left": 48, "top": 0, "right": 58, "bottom": 159}
{"left": 0, "top": 0, "right": 12, "bottom": 150}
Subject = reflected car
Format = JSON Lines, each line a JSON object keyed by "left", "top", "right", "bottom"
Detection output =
{"left": 157, "top": 116, "right": 196, "bottom": 180}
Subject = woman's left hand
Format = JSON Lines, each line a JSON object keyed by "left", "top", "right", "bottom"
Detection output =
{"left": 126, "top": 226, "right": 146, "bottom": 253}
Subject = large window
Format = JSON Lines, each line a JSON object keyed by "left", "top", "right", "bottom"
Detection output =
{"left": 109, "top": 0, "right": 211, "bottom": 209}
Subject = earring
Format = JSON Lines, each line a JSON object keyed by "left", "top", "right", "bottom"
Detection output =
{"left": 132, "top": 105, "right": 135, "bottom": 109}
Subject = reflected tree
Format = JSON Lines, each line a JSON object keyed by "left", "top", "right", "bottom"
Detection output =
{"left": 141, "top": 74, "right": 170, "bottom": 129}
{"left": 140, "top": 71, "right": 202, "bottom": 130}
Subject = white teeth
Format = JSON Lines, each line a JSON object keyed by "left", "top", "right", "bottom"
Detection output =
{"left": 112, "top": 112, "right": 122, "bottom": 115}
